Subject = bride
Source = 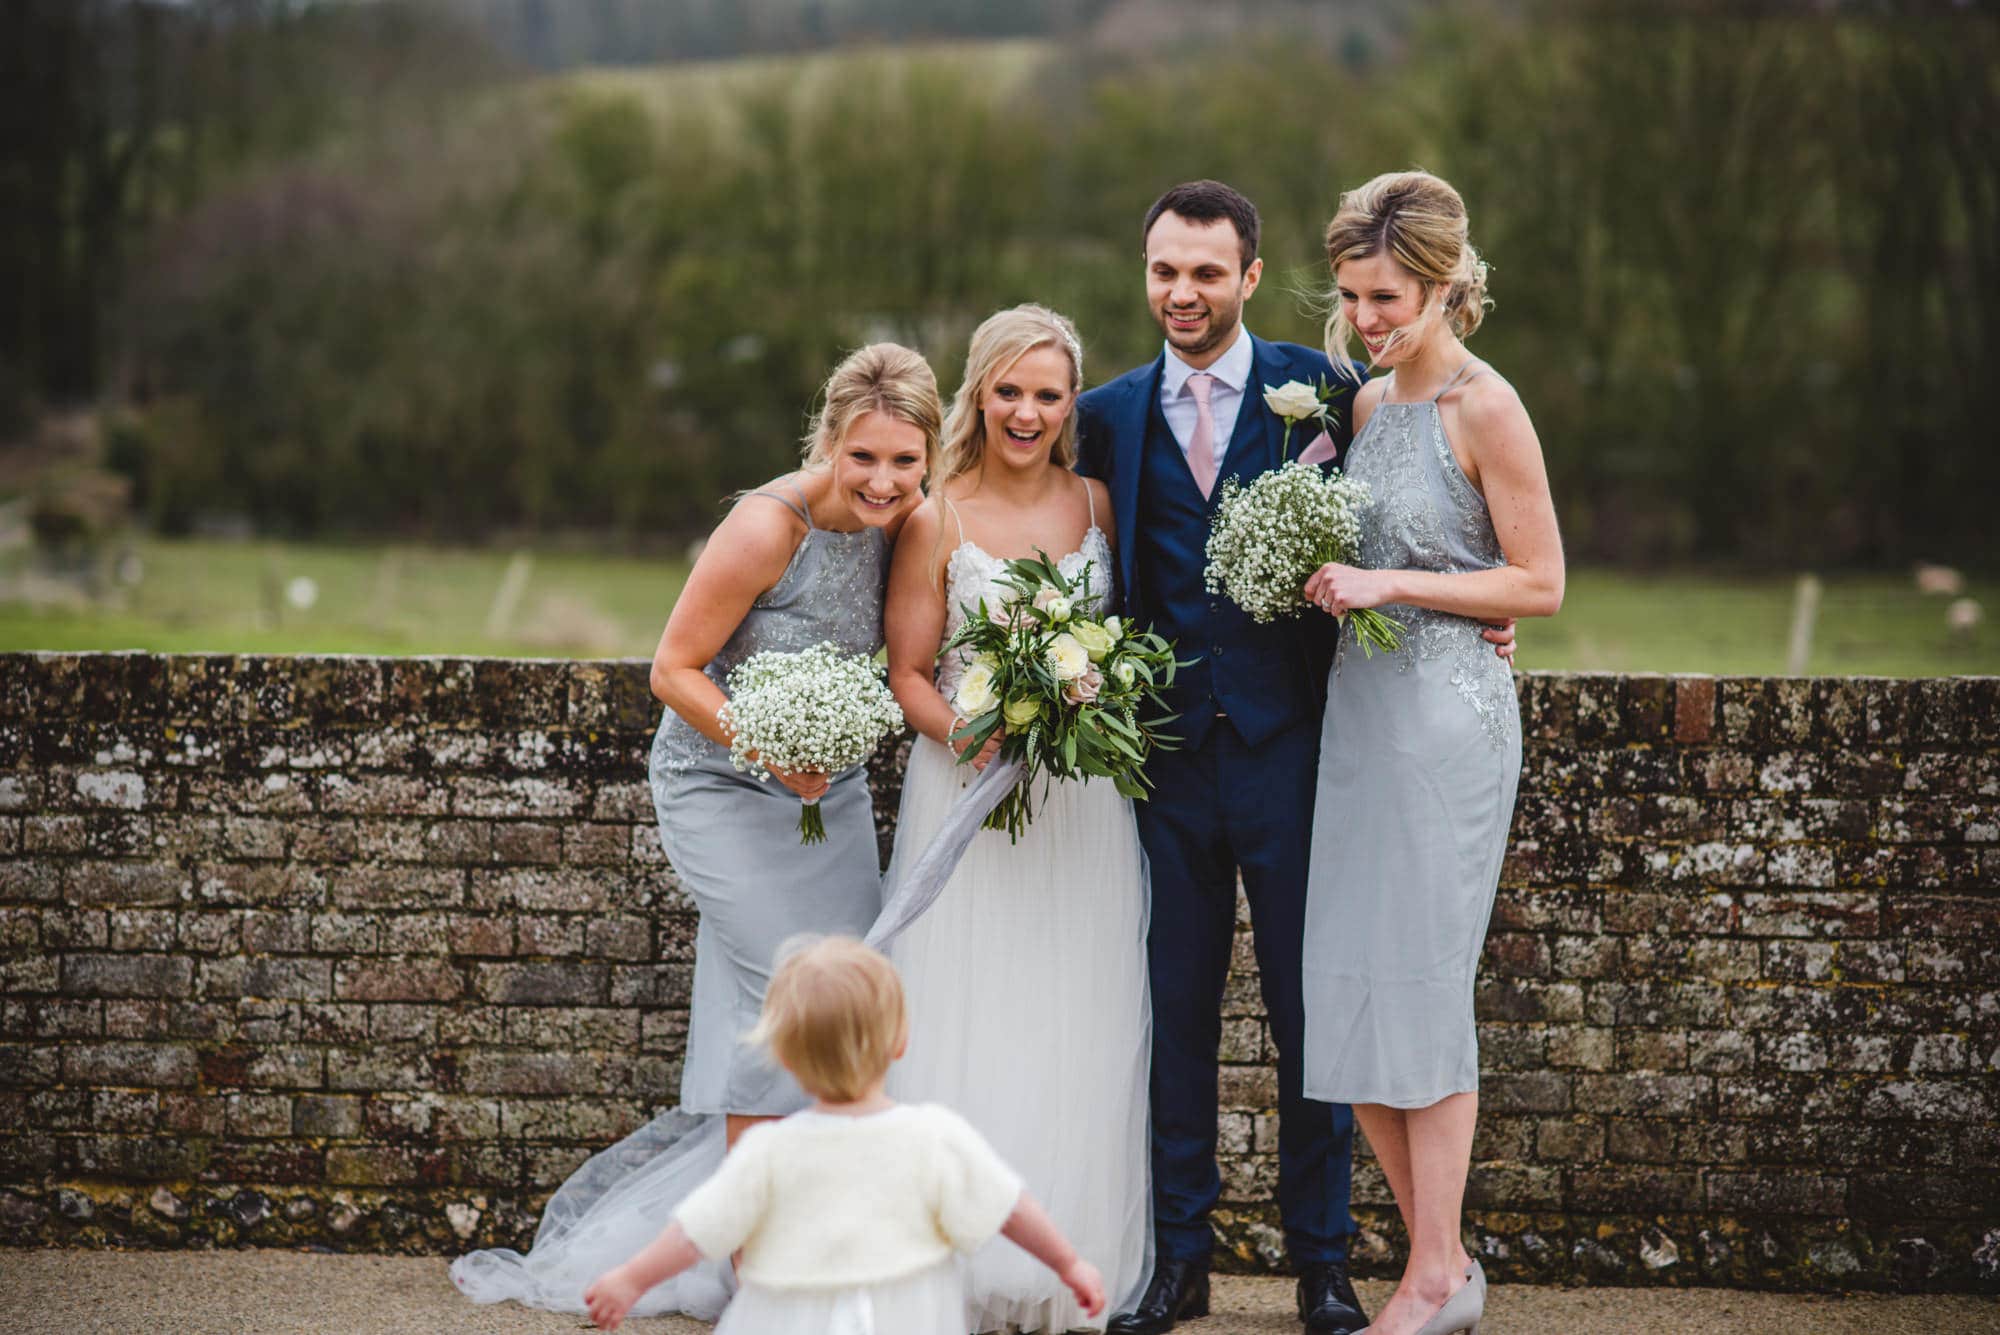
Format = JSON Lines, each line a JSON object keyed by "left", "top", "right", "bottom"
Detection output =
{"left": 882, "top": 304, "right": 1152, "bottom": 1332}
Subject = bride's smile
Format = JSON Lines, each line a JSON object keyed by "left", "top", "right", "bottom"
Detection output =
{"left": 980, "top": 344, "right": 1075, "bottom": 468}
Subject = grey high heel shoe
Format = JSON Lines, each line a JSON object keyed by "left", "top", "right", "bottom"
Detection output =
{"left": 1411, "top": 1260, "right": 1486, "bottom": 1335}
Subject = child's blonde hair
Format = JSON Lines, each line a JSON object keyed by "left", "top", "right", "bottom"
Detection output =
{"left": 747, "top": 935, "right": 907, "bottom": 1103}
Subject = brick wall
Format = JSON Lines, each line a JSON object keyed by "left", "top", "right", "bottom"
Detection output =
{"left": 0, "top": 654, "right": 1995, "bottom": 1291}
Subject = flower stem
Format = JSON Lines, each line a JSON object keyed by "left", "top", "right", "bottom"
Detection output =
{"left": 1346, "top": 607, "right": 1406, "bottom": 657}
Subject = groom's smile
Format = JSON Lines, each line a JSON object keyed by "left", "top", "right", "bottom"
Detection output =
{"left": 1143, "top": 209, "right": 1263, "bottom": 370}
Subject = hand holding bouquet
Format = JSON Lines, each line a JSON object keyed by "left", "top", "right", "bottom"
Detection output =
{"left": 943, "top": 552, "right": 1180, "bottom": 839}
{"left": 720, "top": 641, "right": 905, "bottom": 844}
{"left": 1202, "top": 461, "right": 1405, "bottom": 656}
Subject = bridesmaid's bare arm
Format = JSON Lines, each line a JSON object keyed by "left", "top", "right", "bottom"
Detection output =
{"left": 1307, "top": 377, "right": 1561, "bottom": 626}
{"left": 650, "top": 489, "right": 828, "bottom": 800}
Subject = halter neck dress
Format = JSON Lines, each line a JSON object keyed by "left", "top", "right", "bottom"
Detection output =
{"left": 1301, "top": 361, "right": 1523, "bottom": 1109}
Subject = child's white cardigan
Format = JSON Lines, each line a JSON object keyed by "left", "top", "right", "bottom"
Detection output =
{"left": 676, "top": 1102, "right": 1023, "bottom": 1289}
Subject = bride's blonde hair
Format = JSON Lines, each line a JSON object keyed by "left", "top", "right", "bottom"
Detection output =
{"left": 933, "top": 305, "right": 1085, "bottom": 491}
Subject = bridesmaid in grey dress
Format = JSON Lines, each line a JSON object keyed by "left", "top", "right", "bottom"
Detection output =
{"left": 1301, "top": 173, "right": 1563, "bottom": 1335}
{"left": 647, "top": 341, "right": 940, "bottom": 1142}
{"left": 451, "top": 343, "right": 940, "bottom": 1319}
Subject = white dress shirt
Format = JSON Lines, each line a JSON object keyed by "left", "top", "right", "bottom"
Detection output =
{"left": 1159, "top": 325, "right": 1255, "bottom": 466}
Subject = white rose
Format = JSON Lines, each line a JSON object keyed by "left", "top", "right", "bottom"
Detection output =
{"left": 1045, "top": 632, "right": 1090, "bottom": 681}
{"left": 1112, "top": 659, "right": 1136, "bottom": 688}
{"left": 954, "top": 662, "right": 998, "bottom": 716}
{"left": 1103, "top": 615, "right": 1123, "bottom": 638}
{"left": 1045, "top": 595, "right": 1072, "bottom": 622}
{"left": 1069, "top": 619, "right": 1115, "bottom": 661}
{"left": 1263, "top": 379, "right": 1324, "bottom": 422}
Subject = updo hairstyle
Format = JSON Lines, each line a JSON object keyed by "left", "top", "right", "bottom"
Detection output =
{"left": 801, "top": 342, "right": 943, "bottom": 477}
{"left": 1322, "top": 170, "right": 1491, "bottom": 370}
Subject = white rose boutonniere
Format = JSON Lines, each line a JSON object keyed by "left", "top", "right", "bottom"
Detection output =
{"left": 1262, "top": 376, "right": 1340, "bottom": 460}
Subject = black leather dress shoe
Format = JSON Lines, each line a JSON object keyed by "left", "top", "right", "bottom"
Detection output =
{"left": 1106, "top": 1256, "right": 1211, "bottom": 1334}
{"left": 1296, "top": 1260, "right": 1368, "bottom": 1334}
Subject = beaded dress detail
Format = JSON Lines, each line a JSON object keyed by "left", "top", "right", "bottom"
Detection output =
{"left": 650, "top": 498, "right": 887, "bottom": 783}
{"left": 1334, "top": 367, "right": 1518, "bottom": 750}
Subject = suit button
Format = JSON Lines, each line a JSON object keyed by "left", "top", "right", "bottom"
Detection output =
{"left": 1212, "top": 646, "right": 1224, "bottom": 657}
{"left": 1209, "top": 601, "right": 1219, "bottom": 611}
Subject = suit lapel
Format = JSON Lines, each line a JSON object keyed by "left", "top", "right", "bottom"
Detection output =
{"left": 1221, "top": 335, "right": 1284, "bottom": 480}
{"left": 1110, "top": 359, "right": 1160, "bottom": 598}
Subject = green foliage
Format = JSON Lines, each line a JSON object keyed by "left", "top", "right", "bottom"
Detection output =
{"left": 75, "top": 7, "right": 2000, "bottom": 563}
{"left": 0, "top": 0, "right": 492, "bottom": 409}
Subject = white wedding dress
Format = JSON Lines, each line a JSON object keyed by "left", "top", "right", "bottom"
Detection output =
{"left": 885, "top": 515, "right": 1153, "bottom": 1333}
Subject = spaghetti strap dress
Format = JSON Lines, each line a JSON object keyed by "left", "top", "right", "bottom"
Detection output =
{"left": 452, "top": 483, "right": 890, "bottom": 1319}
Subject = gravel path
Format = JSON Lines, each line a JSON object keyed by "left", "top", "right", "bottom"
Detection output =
{"left": 2, "top": 1250, "right": 1995, "bottom": 1334}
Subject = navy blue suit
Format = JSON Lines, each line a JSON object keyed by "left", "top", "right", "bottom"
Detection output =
{"left": 1076, "top": 334, "right": 1360, "bottom": 1267}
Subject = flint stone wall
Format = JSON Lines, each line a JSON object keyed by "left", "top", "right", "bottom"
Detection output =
{"left": 0, "top": 653, "right": 1996, "bottom": 1292}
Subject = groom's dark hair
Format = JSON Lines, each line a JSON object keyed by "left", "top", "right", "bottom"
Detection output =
{"left": 1143, "top": 180, "right": 1260, "bottom": 273}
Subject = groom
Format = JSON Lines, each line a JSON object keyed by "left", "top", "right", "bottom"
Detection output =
{"left": 1077, "top": 181, "right": 1517, "bottom": 1334}
{"left": 1074, "top": 179, "right": 1370, "bottom": 1335}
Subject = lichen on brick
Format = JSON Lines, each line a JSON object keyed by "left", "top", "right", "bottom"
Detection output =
{"left": 0, "top": 655, "right": 1994, "bottom": 1290}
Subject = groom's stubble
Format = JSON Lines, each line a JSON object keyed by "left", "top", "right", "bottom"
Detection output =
{"left": 1143, "top": 210, "right": 1264, "bottom": 371}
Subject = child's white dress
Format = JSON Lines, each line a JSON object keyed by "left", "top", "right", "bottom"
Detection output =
{"left": 674, "top": 1103, "right": 1025, "bottom": 1335}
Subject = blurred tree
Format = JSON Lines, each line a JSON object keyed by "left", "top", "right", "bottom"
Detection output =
{"left": 2, "top": 1, "right": 173, "bottom": 408}
{"left": 69, "top": 2, "right": 2000, "bottom": 565}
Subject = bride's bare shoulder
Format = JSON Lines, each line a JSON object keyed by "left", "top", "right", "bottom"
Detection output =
{"left": 899, "top": 494, "right": 945, "bottom": 540}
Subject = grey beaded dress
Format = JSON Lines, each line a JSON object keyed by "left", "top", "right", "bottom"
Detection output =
{"left": 1302, "top": 361, "right": 1522, "bottom": 1109}
{"left": 649, "top": 485, "right": 890, "bottom": 1116}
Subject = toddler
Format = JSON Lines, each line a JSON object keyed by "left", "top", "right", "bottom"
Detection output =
{"left": 584, "top": 935, "right": 1105, "bottom": 1333}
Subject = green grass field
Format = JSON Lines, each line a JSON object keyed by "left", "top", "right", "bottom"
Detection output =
{"left": 1, "top": 538, "right": 1994, "bottom": 676}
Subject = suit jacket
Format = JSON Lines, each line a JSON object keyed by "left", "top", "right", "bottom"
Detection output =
{"left": 1076, "top": 334, "right": 1365, "bottom": 741}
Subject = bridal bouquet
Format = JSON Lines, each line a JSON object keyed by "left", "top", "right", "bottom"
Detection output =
{"left": 720, "top": 641, "right": 905, "bottom": 844}
{"left": 1203, "top": 460, "right": 1405, "bottom": 656}
{"left": 943, "top": 552, "right": 1180, "bottom": 839}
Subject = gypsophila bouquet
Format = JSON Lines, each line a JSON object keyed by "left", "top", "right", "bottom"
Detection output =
{"left": 1203, "top": 461, "right": 1405, "bottom": 656}
{"left": 943, "top": 551, "right": 1181, "bottom": 839}
{"left": 720, "top": 641, "right": 905, "bottom": 843}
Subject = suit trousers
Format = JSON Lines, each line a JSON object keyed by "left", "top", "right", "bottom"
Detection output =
{"left": 1134, "top": 714, "right": 1357, "bottom": 1266}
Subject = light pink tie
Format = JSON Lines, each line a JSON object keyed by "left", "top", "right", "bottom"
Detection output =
{"left": 1186, "top": 372, "right": 1218, "bottom": 498}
